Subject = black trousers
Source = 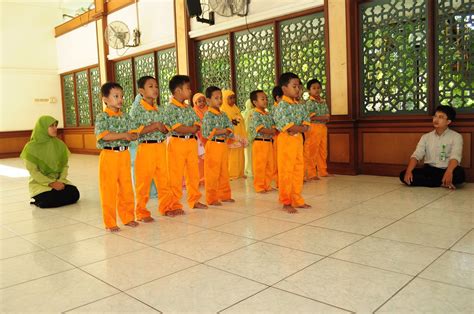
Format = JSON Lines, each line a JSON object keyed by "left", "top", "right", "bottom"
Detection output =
{"left": 31, "top": 184, "right": 80, "bottom": 208}
{"left": 399, "top": 165, "right": 465, "bottom": 188}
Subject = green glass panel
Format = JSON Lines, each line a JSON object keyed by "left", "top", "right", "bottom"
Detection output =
{"left": 234, "top": 25, "right": 275, "bottom": 110}
{"left": 156, "top": 48, "right": 177, "bottom": 106}
{"left": 359, "top": 0, "right": 428, "bottom": 115}
{"left": 114, "top": 59, "right": 134, "bottom": 113}
{"left": 63, "top": 74, "right": 77, "bottom": 127}
{"left": 436, "top": 0, "right": 474, "bottom": 112}
{"left": 196, "top": 36, "right": 231, "bottom": 92}
{"left": 75, "top": 70, "right": 91, "bottom": 126}
{"left": 280, "top": 12, "right": 326, "bottom": 97}
{"left": 89, "top": 67, "right": 102, "bottom": 123}
{"left": 134, "top": 53, "right": 156, "bottom": 85}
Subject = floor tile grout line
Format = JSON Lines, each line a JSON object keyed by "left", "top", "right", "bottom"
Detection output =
{"left": 60, "top": 291, "right": 125, "bottom": 313}
{"left": 216, "top": 286, "right": 273, "bottom": 313}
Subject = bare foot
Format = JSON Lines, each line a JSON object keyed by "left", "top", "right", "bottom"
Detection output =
{"left": 125, "top": 221, "right": 139, "bottom": 227}
{"left": 283, "top": 204, "right": 298, "bottom": 214}
{"left": 296, "top": 204, "right": 312, "bottom": 209}
{"left": 266, "top": 187, "right": 277, "bottom": 192}
{"left": 310, "top": 176, "right": 320, "bottom": 181}
{"left": 256, "top": 190, "right": 267, "bottom": 194}
{"left": 193, "top": 202, "right": 208, "bottom": 209}
{"left": 209, "top": 201, "right": 222, "bottom": 206}
{"left": 242, "top": 175, "right": 247, "bottom": 179}
{"left": 222, "top": 198, "right": 235, "bottom": 203}
{"left": 173, "top": 208, "right": 185, "bottom": 215}
{"left": 321, "top": 173, "right": 335, "bottom": 177}
{"left": 139, "top": 216, "right": 155, "bottom": 223}
{"left": 107, "top": 226, "right": 121, "bottom": 232}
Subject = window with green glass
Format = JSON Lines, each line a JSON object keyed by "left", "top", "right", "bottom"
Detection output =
{"left": 63, "top": 74, "right": 77, "bottom": 127}
{"left": 280, "top": 12, "right": 326, "bottom": 96}
{"left": 157, "top": 48, "right": 177, "bottom": 106}
{"left": 89, "top": 67, "right": 102, "bottom": 123}
{"left": 134, "top": 53, "right": 156, "bottom": 86}
{"left": 234, "top": 26, "right": 275, "bottom": 110}
{"left": 196, "top": 36, "right": 232, "bottom": 92}
{"left": 114, "top": 59, "right": 134, "bottom": 113}
{"left": 359, "top": 0, "right": 428, "bottom": 115}
{"left": 75, "top": 70, "right": 92, "bottom": 126}
{"left": 436, "top": 0, "right": 473, "bottom": 112}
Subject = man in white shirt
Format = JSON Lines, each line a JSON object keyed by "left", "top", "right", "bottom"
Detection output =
{"left": 400, "top": 105, "right": 465, "bottom": 189}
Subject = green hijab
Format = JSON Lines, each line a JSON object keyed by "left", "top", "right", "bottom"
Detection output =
{"left": 20, "top": 116, "right": 69, "bottom": 175}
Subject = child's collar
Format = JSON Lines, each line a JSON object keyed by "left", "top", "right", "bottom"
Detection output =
{"left": 171, "top": 97, "right": 187, "bottom": 108}
{"left": 140, "top": 99, "right": 157, "bottom": 111}
{"left": 105, "top": 106, "right": 122, "bottom": 117}
{"left": 255, "top": 107, "right": 267, "bottom": 115}
{"left": 209, "top": 107, "right": 221, "bottom": 114}
{"left": 282, "top": 95, "right": 297, "bottom": 104}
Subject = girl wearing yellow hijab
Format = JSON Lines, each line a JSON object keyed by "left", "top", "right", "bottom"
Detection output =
{"left": 241, "top": 99, "right": 254, "bottom": 178}
{"left": 20, "top": 116, "right": 80, "bottom": 208}
{"left": 221, "top": 90, "right": 248, "bottom": 179}
{"left": 193, "top": 92, "right": 208, "bottom": 184}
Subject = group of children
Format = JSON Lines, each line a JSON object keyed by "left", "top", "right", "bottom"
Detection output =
{"left": 94, "top": 72, "right": 331, "bottom": 231}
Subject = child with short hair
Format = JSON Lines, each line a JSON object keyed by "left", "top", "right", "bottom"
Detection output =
{"left": 201, "top": 86, "right": 235, "bottom": 205}
{"left": 273, "top": 72, "right": 312, "bottom": 213}
{"left": 162, "top": 75, "right": 208, "bottom": 213}
{"left": 95, "top": 82, "right": 141, "bottom": 231}
{"left": 304, "top": 78, "right": 331, "bottom": 179}
{"left": 130, "top": 75, "right": 178, "bottom": 219}
{"left": 248, "top": 90, "right": 277, "bottom": 193}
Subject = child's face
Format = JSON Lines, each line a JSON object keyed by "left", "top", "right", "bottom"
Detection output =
{"left": 253, "top": 92, "right": 268, "bottom": 110}
{"left": 47, "top": 121, "right": 58, "bottom": 137}
{"left": 195, "top": 96, "right": 207, "bottom": 109}
{"left": 227, "top": 94, "right": 236, "bottom": 106}
{"left": 275, "top": 95, "right": 282, "bottom": 103}
{"left": 175, "top": 82, "right": 192, "bottom": 101}
{"left": 309, "top": 83, "right": 322, "bottom": 98}
{"left": 282, "top": 78, "right": 300, "bottom": 99}
{"left": 139, "top": 78, "right": 159, "bottom": 101}
{"left": 207, "top": 90, "right": 223, "bottom": 109}
{"left": 432, "top": 111, "right": 451, "bottom": 129}
{"left": 103, "top": 88, "right": 124, "bottom": 111}
{"left": 298, "top": 84, "right": 304, "bottom": 98}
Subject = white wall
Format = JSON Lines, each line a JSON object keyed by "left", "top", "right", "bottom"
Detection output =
{"left": 107, "top": 0, "right": 175, "bottom": 60}
{"left": 189, "top": 0, "right": 324, "bottom": 38}
{"left": 0, "top": 2, "right": 64, "bottom": 131}
{"left": 56, "top": 22, "right": 98, "bottom": 73}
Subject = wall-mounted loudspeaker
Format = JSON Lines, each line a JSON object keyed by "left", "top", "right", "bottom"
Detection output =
{"left": 186, "top": 0, "right": 202, "bottom": 17}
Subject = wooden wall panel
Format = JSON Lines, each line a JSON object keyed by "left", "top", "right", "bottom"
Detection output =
{"left": 461, "top": 133, "right": 471, "bottom": 168}
{"left": 84, "top": 134, "right": 99, "bottom": 150}
{"left": 329, "top": 133, "right": 350, "bottom": 163}
{"left": 63, "top": 134, "right": 83, "bottom": 149}
{"left": 363, "top": 133, "right": 423, "bottom": 165}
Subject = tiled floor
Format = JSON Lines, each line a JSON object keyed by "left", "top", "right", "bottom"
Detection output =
{"left": 0, "top": 154, "right": 473, "bottom": 313}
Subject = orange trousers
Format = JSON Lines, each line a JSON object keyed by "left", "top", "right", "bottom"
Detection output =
{"left": 252, "top": 140, "right": 274, "bottom": 192}
{"left": 99, "top": 149, "right": 135, "bottom": 229}
{"left": 304, "top": 124, "right": 328, "bottom": 178}
{"left": 277, "top": 132, "right": 305, "bottom": 207}
{"left": 135, "top": 142, "right": 178, "bottom": 217}
{"left": 204, "top": 140, "right": 231, "bottom": 204}
{"left": 167, "top": 137, "right": 201, "bottom": 208}
{"left": 272, "top": 135, "right": 278, "bottom": 187}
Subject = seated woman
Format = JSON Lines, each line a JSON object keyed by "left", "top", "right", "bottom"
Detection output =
{"left": 21, "top": 116, "right": 80, "bottom": 208}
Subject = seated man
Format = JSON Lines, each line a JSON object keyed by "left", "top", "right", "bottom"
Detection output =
{"left": 400, "top": 105, "right": 465, "bottom": 189}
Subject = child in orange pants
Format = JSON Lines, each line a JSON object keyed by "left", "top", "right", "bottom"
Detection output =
{"left": 304, "top": 79, "right": 331, "bottom": 179}
{"left": 95, "top": 82, "right": 141, "bottom": 232}
{"left": 162, "top": 75, "right": 208, "bottom": 214}
{"left": 273, "top": 73, "right": 312, "bottom": 213}
{"left": 248, "top": 90, "right": 277, "bottom": 193}
{"left": 201, "top": 86, "right": 235, "bottom": 205}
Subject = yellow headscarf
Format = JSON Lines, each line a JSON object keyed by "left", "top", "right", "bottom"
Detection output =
{"left": 221, "top": 90, "right": 247, "bottom": 139}
{"left": 192, "top": 93, "right": 207, "bottom": 121}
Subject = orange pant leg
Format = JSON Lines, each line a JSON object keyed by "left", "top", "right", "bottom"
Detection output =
{"left": 277, "top": 132, "right": 305, "bottom": 207}
{"left": 116, "top": 150, "right": 136, "bottom": 224}
{"left": 252, "top": 141, "right": 274, "bottom": 192}
{"left": 303, "top": 125, "right": 318, "bottom": 179}
{"left": 183, "top": 138, "right": 202, "bottom": 208}
{"left": 204, "top": 141, "right": 228, "bottom": 204}
{"left": 272, "top": 135, "right": 279, "bottom": 187}
{"left": 167, "top": 137, "right": 187, "bottom": 209}
{"left": 217, "top": 142, "right": 231, "bottom": 200}
{"left": 314, "top": 124, "right": 328, "bottom": 176}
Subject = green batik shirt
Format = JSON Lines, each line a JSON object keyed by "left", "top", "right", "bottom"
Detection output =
{"left": 95, "top": 107, "right": 137, "bottom": 149}
{"left": 162, "top": 98, "right": 201, "bottom": 136}
{"left": 202, "top": 107, "right": 234, "bottom": 140}
{"left": 273, "top": 96, "right": 310, "bottom": 132}
{"left": 129, "top": 95, "right": 167, "bottom": 142}
{"left": 248, "top": 108, "right": 275, "bottom": 142}
{"left": 306, "top": 97, "right": 329, "bottom": 125}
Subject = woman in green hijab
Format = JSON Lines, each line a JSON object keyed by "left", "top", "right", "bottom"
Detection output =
{"left": 20, "top": 116, "right": 80, "bottom": 208}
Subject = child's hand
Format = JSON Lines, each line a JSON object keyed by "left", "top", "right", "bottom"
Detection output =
{"left": 124, "top": 133, "right": 137, "bottom": 141}
{"left": 49, "top": 181, "right": 65, "bottom": 190}
{"left": 231, "top": 119, "right": 239, "bottom": 126}
{"left": 193, "top": 125, "right": 201, "bottom": 133}
{"left": 226, "top": 129, "right": 232, "bottom": 135}
{"left": 156, "top": 122, "right": 167, "bottom": 133}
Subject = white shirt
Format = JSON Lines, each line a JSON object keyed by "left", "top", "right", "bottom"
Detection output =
{"left": 411, "top": 128, "right": 463, "bottom": 169}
